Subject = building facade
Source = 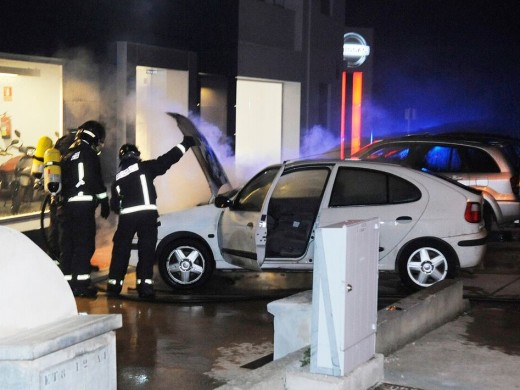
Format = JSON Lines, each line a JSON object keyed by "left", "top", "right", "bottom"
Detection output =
{"left": 0, "top": 0, "right": 372, "bottom": 231}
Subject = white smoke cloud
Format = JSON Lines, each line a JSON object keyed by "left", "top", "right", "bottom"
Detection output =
{"left": 299, "top": 125, "right": 340, "bottom": 160}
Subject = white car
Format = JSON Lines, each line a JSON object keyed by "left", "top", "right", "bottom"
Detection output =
{"left": 152, "top": 158, "right": 487, "bottom": 291}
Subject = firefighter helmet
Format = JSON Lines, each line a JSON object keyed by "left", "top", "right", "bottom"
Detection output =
{"left": 75, "top": 120, "right": 106, "bottom": 153}
{"left": 119, "top": 143, "right": 141, "bottom": 161}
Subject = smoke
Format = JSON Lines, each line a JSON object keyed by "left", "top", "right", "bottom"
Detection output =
{"left": 188, "top": 115, "right": 237, "bottom": 187}
{"left": 52, "top": 47, "right": 120, "bottom": 251}
{"left": 299, "top": 125, "right": 340, "bottom": 160}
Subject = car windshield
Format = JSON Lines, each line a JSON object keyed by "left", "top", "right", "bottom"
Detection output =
{"left": 233, "top": 166, "right": 281, "bottom": 211}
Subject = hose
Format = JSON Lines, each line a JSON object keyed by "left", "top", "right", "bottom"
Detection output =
{"left": 40, "top": 194, "right": 60, "bottom": 260}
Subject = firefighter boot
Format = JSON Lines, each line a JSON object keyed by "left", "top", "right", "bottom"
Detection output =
{"left": 106, "top": 279, "right": 124, "bottom": 297}
{"left": 73, "top": 284, "right": 98, "bottom": 298}
{"left": 73, "top": 277, "right": 98, "bottom": 298}
{"left": 137, "top": 279, "right": 156, "bottom": 299}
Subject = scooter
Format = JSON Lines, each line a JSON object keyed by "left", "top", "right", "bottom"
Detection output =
{"left": 0, "top": 133, "right": 21, "bottom": 208}
{"left": 0, "top": 130, "right": 38, "bottom": 214}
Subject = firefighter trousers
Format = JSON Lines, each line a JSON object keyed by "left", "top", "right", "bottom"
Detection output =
{"left": 109, "top": 211, "right": 158, "bottom": 282}
{"left": 59, "top": 200, "right": 97, "bottom": 288}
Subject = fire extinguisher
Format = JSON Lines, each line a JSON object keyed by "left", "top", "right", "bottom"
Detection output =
{"left": 1, "top": 113, "right": 12, "bottom": 139}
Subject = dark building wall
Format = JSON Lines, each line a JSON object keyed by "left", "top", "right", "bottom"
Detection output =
{"left": 2, "top": 0, "right": 351, "bottom": 151}
{"left": 2, "top": 1, "right": 238, "bottom": 63}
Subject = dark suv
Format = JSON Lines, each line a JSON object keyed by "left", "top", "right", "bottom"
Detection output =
{"left": 353, "top": 133, "right": 520, "bottom": 231}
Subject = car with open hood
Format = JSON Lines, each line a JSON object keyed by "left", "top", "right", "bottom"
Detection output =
{"left": 145, "top": 115, "right": 487, "bottom": 291}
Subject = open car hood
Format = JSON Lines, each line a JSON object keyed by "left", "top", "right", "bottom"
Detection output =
{"left": 168, "top": 113, "right": 230, "bottom": 197}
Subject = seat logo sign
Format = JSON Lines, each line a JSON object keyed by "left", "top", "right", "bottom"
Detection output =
{"left": 343, "top": 32, "right": 370, "bottom": 68}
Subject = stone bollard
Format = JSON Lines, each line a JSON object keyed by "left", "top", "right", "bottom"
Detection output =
{"left": 0, "top": 226, "right": 122, "bottom": 389}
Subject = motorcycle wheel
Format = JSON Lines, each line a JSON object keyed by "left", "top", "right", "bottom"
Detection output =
{"left": 10, "top": 181, "right": 21, "bottom": 214}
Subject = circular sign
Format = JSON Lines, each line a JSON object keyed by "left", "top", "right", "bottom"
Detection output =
{"left": 343, "top": 32, "right": 370, "bottom": 68}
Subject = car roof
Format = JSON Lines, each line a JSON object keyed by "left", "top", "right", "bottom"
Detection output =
{"left": 279, "top": 158, "right": 483, "bottom": 196}
{"left": 358, "top": 133, "right": 507, "bottom": 148}
{"left": 354, "top": 132, "right": 520, "bottom": 170}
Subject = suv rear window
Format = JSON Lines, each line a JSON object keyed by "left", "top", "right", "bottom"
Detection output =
{"left": 416, "top": 144, "right": 500, "bottom": 173}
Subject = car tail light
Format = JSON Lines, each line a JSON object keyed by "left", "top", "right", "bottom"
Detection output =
{"left": 510, "top": 175, "right": 519, "bottom": 196}
{"left": 465, "top": 202, "right": 482, "bottom": 223}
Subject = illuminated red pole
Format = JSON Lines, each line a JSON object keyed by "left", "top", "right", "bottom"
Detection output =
{"left": 350, "top": 71, "right": 363, "bottom": 156}
{"left": 340, "top": 71, "right": 347, "bottom": 160}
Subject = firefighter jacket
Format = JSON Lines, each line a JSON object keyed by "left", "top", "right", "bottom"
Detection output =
{"left": 110, "top": 144, "right": 187, "bottom": 215}
{"left": 61, "top": 140, "right": 108, "bottom": 203}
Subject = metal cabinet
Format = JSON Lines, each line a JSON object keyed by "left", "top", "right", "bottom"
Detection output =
{"left": 310, "top": 219, "right": 379, "bottom": 376}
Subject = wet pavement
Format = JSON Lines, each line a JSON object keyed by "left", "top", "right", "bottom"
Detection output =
{"left": 75, "top": 234, "right": 520, "bottom": 390}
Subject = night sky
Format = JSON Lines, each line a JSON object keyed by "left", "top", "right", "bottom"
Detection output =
{"left": 345, "top": 0, "right": 520, "bottom": 137}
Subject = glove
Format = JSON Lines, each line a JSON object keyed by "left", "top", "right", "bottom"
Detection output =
{"left": 181, "top": 136, "right": 196, "bottom": 149}
{"left": 100, "top": 198, "right": 110, "bottom": 219}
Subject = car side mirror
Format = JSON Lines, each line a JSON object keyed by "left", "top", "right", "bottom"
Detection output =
{"left": 214, "top": 195, "right": 233, "bottom": 209}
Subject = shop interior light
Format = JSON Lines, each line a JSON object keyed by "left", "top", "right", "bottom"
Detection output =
{"left": 0, "top": 66, "right": 40, "bottom": 77}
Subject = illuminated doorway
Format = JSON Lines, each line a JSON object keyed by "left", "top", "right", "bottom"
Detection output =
{"left": 235, "top": 78, "right": 300, "bottom": 182}
{"left": 135, "top": 66, "right": 210, "bottom": 212}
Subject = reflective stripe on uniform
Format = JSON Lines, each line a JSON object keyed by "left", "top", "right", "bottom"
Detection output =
{"left": 96, "top": 192, "right": 108, "bottom": 200}
{"left": 64, "top": 275, "right": 72, "bottom": 281}
{"left": 177, "top": 143, "right": 186, "bottom": 154}
{"left": 116, "top": 163, "right": 139, "bottom": 181}
{"left": 137, "top": 279, "right": 153, "bottom": 285}
{"left": 120, "top": 173, "right": 156, "bottom": 214}
{"left": 120, "top": 204, "right": 158, "bottom": 214}
{"left": 108, "top": 279, "right": 123, "bottom": 286}
{"left": 76, "top": 162, "right": 85, "bottom": 188}
{"left": 140, "top": 174, "right": 150, "bottom": 205}
{"left": 68, "top": 194, "right": 94, "bottom": 202}
{"left": 77, "top": 274, "right": 91, "bottom": 281}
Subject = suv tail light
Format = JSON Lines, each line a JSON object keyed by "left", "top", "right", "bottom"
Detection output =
{"left": 510, "top": 174, "right": 519, "bottom": 196}
{"left": 465, "top": 202, "right": 482, "bottom": 223}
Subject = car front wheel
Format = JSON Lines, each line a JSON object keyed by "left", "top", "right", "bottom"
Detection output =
{"left": 158, "top": 238, "right": 215, "bottom": 290}
{"left": 397, "top": 240, "right": 457, "bottom": 290}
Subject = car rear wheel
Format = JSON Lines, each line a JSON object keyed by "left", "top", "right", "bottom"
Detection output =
{"left": 158, "top": 238, "right": 215, "bottom": 290}
{"left": 397, "top": 240, "right": 457, "bottom": 290}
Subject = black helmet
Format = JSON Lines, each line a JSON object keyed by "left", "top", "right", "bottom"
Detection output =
{"left": 76, "top": 120, "right": 106, "bottom": 149}
{"left": 119, "top": 143, "right": 141, "bottom": 161}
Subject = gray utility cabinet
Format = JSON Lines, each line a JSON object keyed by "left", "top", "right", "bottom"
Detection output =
{"left": 310, "top": 219, "right": 379, "bottom": 376}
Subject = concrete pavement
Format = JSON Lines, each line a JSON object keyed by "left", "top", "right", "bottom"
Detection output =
{"left": 378, "top": 273, "right": 520, "bottom": 390}
{"left": 209, "top": 241, "right": 520, "bottom": 390}
{"left": 82, "top": 237, "right": 520, "bottom": 389}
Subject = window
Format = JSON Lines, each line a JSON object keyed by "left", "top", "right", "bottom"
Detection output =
{"left": 329, "top": 167, "right": 421, "bottom": 207}
{"left": 266, "top": 168, "right": 329, "bottom": 257}
{"left": 271, "top": 168, "right": 329, "bottom": 201}
{"left": 363, "top": 144, "right": 410, "bottom": 164}
{"left": 463, "top": 147, "right": 500, "bottom": 173}
{"left": 421, "top": 145, "right": 460, "bottom": 172}
{"left": 419, "top": 144, "right": 499, "bottom": 173}
{"left": 233, "top": 167, "right": 279, "bottom": 211}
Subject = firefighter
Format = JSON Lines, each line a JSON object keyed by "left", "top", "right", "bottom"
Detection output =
{"left": 107, "top": 136, "right": 196, "bottom": 299}
{"left": 60, "top": 120, "right": 110, "bottom": 298}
